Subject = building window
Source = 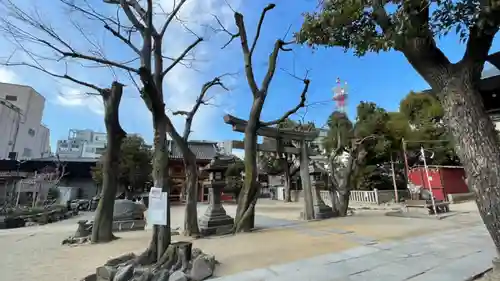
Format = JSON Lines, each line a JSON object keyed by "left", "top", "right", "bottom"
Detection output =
{"left": 5, "top": 95, "right": 17, "bottom": 101}
{"left": 71, "top": 144, "right": 80, "bottom": 149}
{"left": 86, "top": 147, "right": 95, "bottom": 153}
{"left": 28, "top": 128, "right": 36, "bottom": 137}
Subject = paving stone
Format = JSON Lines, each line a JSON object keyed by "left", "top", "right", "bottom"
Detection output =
{"left": 349, "top": 262, "right": 425, "bottom": 281}
{"left": 210, "top": 223, "right": 496, "bottom": 281}
{"left": 407, "top": 251, "right": 494, "bottom": 281}
{"left": 322, "top": 251, "right": 399, "bottom": 278}
{"left": 210, "top": 268, "right": 277, "bottom": 281}
{"left": 341, "top": 246, "right": 381, "bottom": 258}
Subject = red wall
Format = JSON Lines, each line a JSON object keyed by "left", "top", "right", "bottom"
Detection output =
{"left": 408, "top": 167, "right": 469, "bottom": 201}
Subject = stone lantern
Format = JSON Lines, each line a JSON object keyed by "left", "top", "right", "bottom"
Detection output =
{"left": 309, "top": 161, "right": 334, "bottom": 219}
{"left": 198, "top": 155, "right": 235, "bottom": 236}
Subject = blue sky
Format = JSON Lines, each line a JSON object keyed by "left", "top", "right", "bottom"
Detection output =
{"left": 1, "top": 0, "right": 499, "bottom": 157}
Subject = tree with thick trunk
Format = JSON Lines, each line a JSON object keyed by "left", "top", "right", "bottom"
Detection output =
{"left": 172, "top": 77, "right": 228, "bottom": 236}
{"left": 282, "top": 159, "right": 292, "bottom": 202}
{"left": 324, "top": 111, "right": 374, "bottom": 216}
{"left": 220, "top": 4, "right": 310, "bottom": 232}
{"left": 0, "top": 54, "right": 128, "bottom": 242}
{"left": 0, "top": 0, "right": 214, "bottom": 259}
{"left": 91, "top": 82, "right": 127, "bottom": 243}
{"left": 299, "top": 0, "right": 500, "bottom": 271}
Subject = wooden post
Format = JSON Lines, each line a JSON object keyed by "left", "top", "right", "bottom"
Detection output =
{"left": 401, "top": 138, "right": 410, "bottom": 184}
{"left": 300, "top": 140, "right": 314, "bottom": 220}
{"left": 390, "top": 153, "right": 399, "bottom": 202}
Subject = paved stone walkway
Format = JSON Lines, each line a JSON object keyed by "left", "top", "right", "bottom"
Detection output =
{"left": 212, "top": 224, "right": 496, "bottom": 281}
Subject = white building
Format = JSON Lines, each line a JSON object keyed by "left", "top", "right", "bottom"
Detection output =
{"left": 0, "top": 82, "right": 51, "bottom": 160}
{"left": 56, "top": 129, "right": 107, "bottom": 158}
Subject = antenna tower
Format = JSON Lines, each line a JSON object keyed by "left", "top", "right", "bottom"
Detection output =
{"left": 332, "top": 77, "right": 348, "bottom": 113}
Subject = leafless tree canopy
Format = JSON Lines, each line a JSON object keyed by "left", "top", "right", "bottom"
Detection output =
{"left": 0, "top": 0, "right": 213, "bottom": 97}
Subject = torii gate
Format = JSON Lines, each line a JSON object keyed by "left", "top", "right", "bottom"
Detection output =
{"left": 223, "top": 115, "right": 321, "bottom": 220}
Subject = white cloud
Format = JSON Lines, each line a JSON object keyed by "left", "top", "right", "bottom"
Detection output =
{"left": 0, "top": 67, "right": 19, "bottom": 84}
{"left": 157, "top": 0, "right": 242, "bottom": 140}
{"left": 54, "top": 87, "right": 104, "bottom": 115}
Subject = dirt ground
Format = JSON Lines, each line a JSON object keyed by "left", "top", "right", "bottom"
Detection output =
{"left": 0, "top": 200, "right": 483, "bottom": 281}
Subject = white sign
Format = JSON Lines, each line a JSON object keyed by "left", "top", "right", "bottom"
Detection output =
{"left": 148, "top": 187, "right": 168, "bottom": 226}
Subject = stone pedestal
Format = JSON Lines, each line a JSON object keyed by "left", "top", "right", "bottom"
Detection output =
{"left": 311, "top": 176, "right": 334, "bottom": 219}
{"left": 199, "top": 183, "right": 234, "bottom": 236}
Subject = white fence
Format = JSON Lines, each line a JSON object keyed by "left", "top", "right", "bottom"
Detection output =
{"left": 319, "top": 189, "right": 409, "bottom": 205}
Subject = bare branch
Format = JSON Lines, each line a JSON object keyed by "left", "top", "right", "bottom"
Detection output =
{"left": 488, "top": 51, "right": 500, "bottom": 69}
{"left": 0, "top": 0, "right": 141, "bottom": 73}
{"left": 160, "top": 0, "right": 188, "bottom": 37}
{"left": 249, "top": 3, "right": 276, "bottom": 56}
{"left": 212, "top": 14, "right": 240, "bottom": 49}
{"left": 233, "top": 6, "right": 279, "bottom": 96}
{"left": 354, "top": 135, "right": 377, "bottom": 145}
{"left": 61, "top": 0, "right": 141, "bottom": 55}
{"left": 173, "top": 76, "right": 229, "bottom": 140}
{"left": 260, "top": 78, "right": 310, "bottom": 126}
{"left": 2, "top": 61, "right": 104, "bottom": 93}
{"left": 161, "top": 37, "right": 203, "bottom": 77}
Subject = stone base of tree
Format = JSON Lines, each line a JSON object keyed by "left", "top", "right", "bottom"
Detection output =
{"left": 80, "top": 243, "right": 217, "bottom": 281}
{"left": 313, "top": 204, "right": 335, "bottom": 219}
{"left": 198, "top": 206, "right": 234, "bottom": 236}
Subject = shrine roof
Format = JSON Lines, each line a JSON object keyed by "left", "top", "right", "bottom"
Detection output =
{"left": 167, "top": 140, "right": 218, "bottom": 161}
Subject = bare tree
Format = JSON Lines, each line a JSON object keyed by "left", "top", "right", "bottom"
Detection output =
{"left": 1, "top": 60, "right": 127, "bottom": 242}
{"left": 221, "top": 4, "right": 310, "bottom": 232}
{"left": 172, "top": 76, "right": 228, "bottom": 236}
{"left": 327, "top": 137, "right": 372, "bottom": 216}
{"left": 0, "top": 0, "right": 228, "bottom": 263}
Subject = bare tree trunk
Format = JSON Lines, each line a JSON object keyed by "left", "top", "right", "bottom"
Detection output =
{"left": 183, "top": 152, "right": 200, "bottom": 236}
{"left": 137, "top": 116, "right": 171, "bottom": 264}
{"left": 91, "top": 82, "right": 126, "bottom": 244}
{"left": 283, "top": 159, "right": 292, "bottom": 202}
{"left": 439, "top": 73, "right": 500, "bottom": 254}
{"left": 234, "top": 102, "right": 263, "bottom": 232}
{"left": 337, "top": 189, "right": 350, "bottom": 217}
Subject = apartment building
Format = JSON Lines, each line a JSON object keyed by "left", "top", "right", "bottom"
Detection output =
{"left": 0, "top": 82, "right": 51, "bottom": 160}
{"left": 56, "top": 129, "right": 107, "bottom": 158}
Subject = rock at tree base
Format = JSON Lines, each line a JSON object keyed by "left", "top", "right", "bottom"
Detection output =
{"left": 96, "top": 265, "right": 117, "bottom": 281}
{"left": 189, "top": 254, "right": 217, "bottom": 281}
{"left": 113, "top": 264, "right": 134, "bottom": 281}
{"left": 88, "top": 243, "right": 217, "bottom": 281}
{"left": 169, "top": 271, "right": 188, "bottom": 281}
{"left": 151, "top": 269, "right": 169, "bottom": 281}
{"left": 105, "top": 253, "right": 136, "bottom": 266}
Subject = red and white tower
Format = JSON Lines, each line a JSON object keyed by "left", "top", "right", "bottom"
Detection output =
{"left": 332, "top": 77, "right": 348, "bottom": 113}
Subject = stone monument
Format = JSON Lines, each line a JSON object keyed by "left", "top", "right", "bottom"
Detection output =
{"left": 112, "top": 199, "right": 146, "bottom": 232}
{"left": 199, "top": 155, "right": 235, "bottom": 236}
{"left": 309, "top": 162, "right": 334, "bottom": 219}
